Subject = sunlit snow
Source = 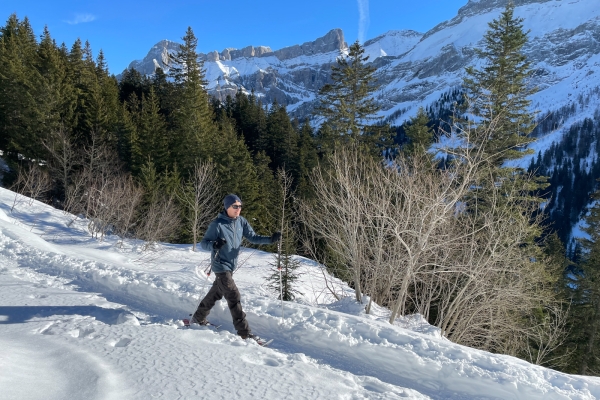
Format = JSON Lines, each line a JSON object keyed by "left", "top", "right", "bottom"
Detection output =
{"left": 2, "top": 186, "right": 600, "bottom": 399}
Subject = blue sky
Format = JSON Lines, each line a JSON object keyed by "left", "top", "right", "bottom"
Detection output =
{"left": 0, "top": 0, "right": 468, "bottom": 75}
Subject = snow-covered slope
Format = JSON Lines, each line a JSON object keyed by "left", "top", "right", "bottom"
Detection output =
{"left": 2, "top": 186, "right": 600, "bottom": 399}
{"left": 125, "top": 0, "right": 600, "bottom": 124}
{"left": 363, "top": 30, "right": 423, "bottom": 62}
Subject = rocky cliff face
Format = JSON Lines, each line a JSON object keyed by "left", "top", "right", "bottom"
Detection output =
{"left": 125, "top": 0, "right": 600, "bottom": 125}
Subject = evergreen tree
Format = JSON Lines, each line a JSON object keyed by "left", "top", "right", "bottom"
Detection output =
{"left": 266, "top": 102, "right": 299, "bottom": 175}
{"left": 115, "top": 102, "right": 140, "bottom": 172}
{"left": 402, "top": 107, "right": 434, "bottom": 159}
{"left": 573, "top": 187, "right": 600, "bottom": 375}
{"left": 168, "top": 27, "right": 214, "bottom": 171}
{"left": 462, "top": 2, "right": 536, "bottom": 166}
{"left": 65, "top": 38, "right": 97, "bottom": 144}
{"left": 316, "top": 41, "right": 392, "bottom": 155}
{"left": 37, "top": 26, "right": 67, "bottom": 144}
{"left": 266, "top": 170, "right": 302, "bottom": 301}
{"left": 138, "top": 87, "right": 169, "bottom": 172}
{"left": 209, "top": 117, "right": 264, "bottom": 227}
{"left": 267, "top": 221, "right": 303, "bottom": 301}
{"left": 457, "top": 2, "right": 547, "bottom": 213}
{"left": 118, "top": 67, "right": 148, "bottom": 103}
{"left": 0, "top": 15, "right": 43, "bottom": 158}
{"left": 296, "top": 120, "right": 319, "bottom": 196}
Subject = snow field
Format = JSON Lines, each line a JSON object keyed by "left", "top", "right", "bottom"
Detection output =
{"left": 2, "top": 186, "right": 600, "bottom": 399}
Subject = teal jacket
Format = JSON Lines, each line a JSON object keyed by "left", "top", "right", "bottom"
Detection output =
{"left": 200, "top": 212, "right": 273, "bottom": 273}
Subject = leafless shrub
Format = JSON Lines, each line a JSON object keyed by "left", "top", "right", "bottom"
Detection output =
{"left": 177, "top": 162, "right": 219, "bottom": 251}
{"left": 135, "top": 192, "right": 181, "bottom": 250}
{"left": 10, "top": 162, "right": 52, "bottom": 210}
{"left": 42, "top": 124, "right": 77, "bottom": 209}
{"left": 299, "top": 114, "right": 565, "bottom": 360}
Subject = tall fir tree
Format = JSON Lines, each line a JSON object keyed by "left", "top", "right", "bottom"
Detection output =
{"left": 296, "top": 120, "right": 319, "bottom": 197}
{"left": 316, "top": 41, "right": 393, "bottom": 155}
{"left": 0, "top": 15, "right": 43, "bottom": 159}
{"left": 168, "top": 27, "right": 214, "bottom": 171}
{"left": 137, "top": 87, "right": 170, "bottom": 173}
{"left": 458, "top": 1, "right": 547, "bottom": 212}
{"left": 37, "top": 26, "right": 67, "bottom": 144}
{"left": 462, "top": 1, "right": 536, "bottom": 166}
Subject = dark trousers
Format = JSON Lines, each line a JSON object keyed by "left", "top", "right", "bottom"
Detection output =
{"left": 193, "top": 271, "right": 250, "bottom": 336}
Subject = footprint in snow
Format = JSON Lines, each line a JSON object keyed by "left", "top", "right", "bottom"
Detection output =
{"left": 77, "top": 327, "right": 95, "bottom": 338}
{"left": 240, "top": 354, "right": 281, "bottom": 367}
{"left": 113, "top": 337, "right": 132, "bottom": 347}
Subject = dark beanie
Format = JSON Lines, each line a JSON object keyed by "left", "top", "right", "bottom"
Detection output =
{"left": 223, "top": 194, "right": 242, "bottom": 210}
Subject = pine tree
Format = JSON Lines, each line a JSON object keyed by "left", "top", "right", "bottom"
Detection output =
{"left": 267, "top": 169, "right": 302, "bottom": 301}
{"left": 267, "top": 220, "right": 303, "bottom": 301}
{"left": 462, "top": 1, "right": 536, "bottom": 166}
{"left": 296, "top": 120, "right": 319, "bottom": 197}
{"left": 209, "top": 117, "right": 263, "bottom": 226}
{"left": 457, "top": 2, "right": 547, "bottom": 213}
{"left": 402, "top": 107, "right": 434, "bottom": 159}
{"left": 266, "top": 102, "right": 299, "bottom": 175}
{"left": 168, "top": 27, "right": 214, "bottom": 171}
{"left": 0, "top": 15, "right": 43, "bottom": 158}
{"left": 316, "top": 41, "right": 392, "bottom": 155}
{"left": 37, "top": 26, "right": 67, "bottom": 144}
{"left": 65, "top": 38, "right": 98, "bottom": 145}
{"left": 118, "top": 67, "right": 148, "bottom": 103}
{"left": 115, "top": 102, "right": 140, "bottom": 172}
{"left": 138, "top": 87, "right": 169, "bottom": 172}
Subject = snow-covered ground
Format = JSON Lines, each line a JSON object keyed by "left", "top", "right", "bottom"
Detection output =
{"left": 2, "top": 186, "right": 600, "bottom": 399}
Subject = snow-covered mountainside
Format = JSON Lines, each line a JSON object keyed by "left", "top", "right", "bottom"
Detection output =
{"left": 2, "top": 186, "right": 600, "bottom": 398}
{"left": 126, "top": 0, "right": 600, "bottom": 122}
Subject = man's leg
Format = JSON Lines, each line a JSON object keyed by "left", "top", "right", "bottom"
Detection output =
{"left": 192, "top": 277, "right": 223, "bottom": 322}
{"left": 216, "top": 272, "right": 250, "bottom": 336}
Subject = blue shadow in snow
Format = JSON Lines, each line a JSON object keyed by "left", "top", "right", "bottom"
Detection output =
{"left": 0, "top": 306, "right": 125, "bottom": 325}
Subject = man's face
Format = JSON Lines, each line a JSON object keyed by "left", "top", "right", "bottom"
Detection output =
{"left": 226, "top": 201, "right": 242, "bottom": 218}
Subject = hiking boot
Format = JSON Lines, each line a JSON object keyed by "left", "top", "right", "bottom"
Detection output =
{"left": 191, "top": 315, "right": 209, "bottom": 326}
{"left": 240, "top": 333, "right": 268, "bottom": 345}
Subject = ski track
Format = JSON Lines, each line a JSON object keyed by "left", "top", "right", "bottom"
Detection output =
{"left": 2, "top": 189, "right": 600, "bottom": 399}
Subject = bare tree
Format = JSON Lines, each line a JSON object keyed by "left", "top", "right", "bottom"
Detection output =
{"left": 177, "top": 162, "right": 219, "bottom": 251}
{"left": 10, "top": 162, "right": 52, "bottom": 210}
{"left": 135, "top": 192, "right": 181, "bottom": 250}
{"left": 299, "top": 116, "right": 564, "bottom": 361}
{"left": 42, "top": 124, "right": 77, "bottom": 209}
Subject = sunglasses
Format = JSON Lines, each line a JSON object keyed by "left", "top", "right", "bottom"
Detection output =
{"left": 231, "top": 204, "right": 242, "bottom": 210}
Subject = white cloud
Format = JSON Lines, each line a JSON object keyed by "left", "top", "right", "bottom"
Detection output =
{"left": 357, "top": 0, "right": 370, "bottom": 44}
{"left": 65, "top": 13, "right": 96, "bottom": 25}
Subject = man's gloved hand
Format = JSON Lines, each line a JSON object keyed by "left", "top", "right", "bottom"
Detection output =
{"left": 213, "top": 238, "right": 227, "bottom": 250}
{"left": 271, "top": 232, "right": 282, "bottom": 243}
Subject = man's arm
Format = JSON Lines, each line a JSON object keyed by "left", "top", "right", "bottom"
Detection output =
{"left": 200, "top": 220, "right": 220, "bottom": 251}
{"left": 242, "top": 218, "right": 273, "bottom": 245}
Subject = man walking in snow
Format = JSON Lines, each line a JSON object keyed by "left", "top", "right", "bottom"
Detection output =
{"left": 192, "top": 194, "right": 281, "bottom": 342}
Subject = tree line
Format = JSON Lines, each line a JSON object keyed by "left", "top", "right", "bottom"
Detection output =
{"left": 3, "top": 3, "right": 600, "bottom": 375}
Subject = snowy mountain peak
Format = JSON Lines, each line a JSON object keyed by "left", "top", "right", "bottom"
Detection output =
{"left": 124, "top": 0, "right": 600, "bottom": 127}
{"left": 271, "top": 28, "right": 346, "bottom": 61}
{"left": 126, "top": 28, "right": 346, "bottom": 76}
{"left": 362, "top": 30, "right": 423, "bottom": 61}
{"left": 458, "top": 0, "right": 554, "bottom": 17}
